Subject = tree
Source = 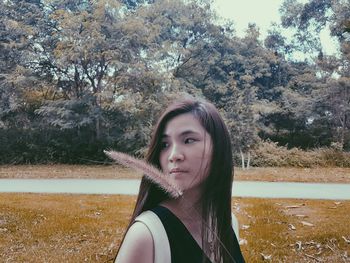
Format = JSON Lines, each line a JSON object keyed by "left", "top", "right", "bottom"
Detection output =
{"left": 280, "top": 0, "right": 350, "bottom": 150}
{"left": 222, "top": 77, "right": 259, "bottom": 169}
{"left": 0, "top": 0, "right": 46, "bottom": 129}
{"left": 2, "top": 0, "right": 343, "bottom": 163}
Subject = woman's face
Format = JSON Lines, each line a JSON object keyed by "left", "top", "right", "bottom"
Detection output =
{"left": 159, "top": 113, "right": 213, "bottom": 193}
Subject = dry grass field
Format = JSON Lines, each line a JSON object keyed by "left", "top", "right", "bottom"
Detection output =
{"left": 0, "top": 193, "right": 349, "bottom": 262}
{"left": 1, "top": 164, "right": 350, "bottom": 183}
{"left": 0, "top": 193, "right": 135, "bottom": 263}
{"left": 0, "top": 165, "right": 349, "bottom": 262}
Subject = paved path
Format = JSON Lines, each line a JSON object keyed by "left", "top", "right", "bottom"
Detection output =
{"left": 1, "top": 179, "right": 350, "bottom": 200}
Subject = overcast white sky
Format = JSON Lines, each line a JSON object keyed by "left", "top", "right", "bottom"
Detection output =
{"left": 212, "top": 0, "right": 339, "bottom": 56}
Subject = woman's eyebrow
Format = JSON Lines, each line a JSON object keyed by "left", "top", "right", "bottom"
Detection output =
{"left": 180, "top": 130, "right": 201, "bottom": 137}
{"left": 162, "top": 130, "right": 201, "bottom": 138}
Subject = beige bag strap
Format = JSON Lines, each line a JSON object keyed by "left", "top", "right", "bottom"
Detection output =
{"left": 135, "top": 211, "right": 171, "bottom": 263}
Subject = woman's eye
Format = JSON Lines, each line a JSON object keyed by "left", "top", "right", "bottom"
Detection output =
{"left": 161, "top": 142, "right": 169, "bottom": 149}
{"left": 185, "top": 138, "right": 196, "bottom": 144}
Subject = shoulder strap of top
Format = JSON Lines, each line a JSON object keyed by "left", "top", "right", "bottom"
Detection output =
{"left": 232, "top": 213, "right": 239, "bottom": 240}
{"left": 135, "top": 210, "right": 171, "bottom": 263}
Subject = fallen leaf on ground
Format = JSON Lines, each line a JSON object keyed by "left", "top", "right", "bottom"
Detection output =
{"left": 239, "top": 239, "right": 247, "bottom": 245}
{"left": 330, "top": 201, "right": 343, "bottom": 209}
{"left": 305, "top": 241, "right": 316, "bottom": 246}
{"left": 285, "top": 205, "right": 301, "bottom": 209}
{"left": 304, "top": 253, "right": 322, "bottom": 262}
{"left": 295, "top": 241, "right": 302, "bottom": 250}
{"left": 288, "top": 224, "right": 296, "bottom": 230}
{"left": 342, "top": 236, "right": 350, "bottom": 244}
{"left": 260, "top": 253, "right": 272, "bottom": 261}
{"left": 326, "top": 244, "right": 335, "bottom": 252}
{"left": 301, "top": 221, "right": 314, "bottom": 227}
{"left": 295, "top": 214, "right": 307, "bottom": 218}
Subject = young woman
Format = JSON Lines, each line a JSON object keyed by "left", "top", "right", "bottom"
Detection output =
{"left": 115, "top": 97, "right": 245, "bottom": 263}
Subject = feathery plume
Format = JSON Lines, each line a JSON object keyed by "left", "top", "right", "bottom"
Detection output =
{"left": 104, "top": 150, "right": 182, "bottom": 198}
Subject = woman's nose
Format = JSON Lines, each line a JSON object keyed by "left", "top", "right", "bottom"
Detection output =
{"left": 168, "top": 145, "right": 184, "bottom": 163}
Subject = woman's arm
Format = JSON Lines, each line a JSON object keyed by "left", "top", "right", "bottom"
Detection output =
{"left": 115, "top": 222, "right": 154, "bottom": 263}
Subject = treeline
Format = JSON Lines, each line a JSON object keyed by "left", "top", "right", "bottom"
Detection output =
{"left": 0, "top": 0, "right": 349, "bottom": 166}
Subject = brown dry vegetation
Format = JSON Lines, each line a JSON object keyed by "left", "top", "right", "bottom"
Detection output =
{"left": 1, "top": 165, "right": 350, "bottom": 183}
{"left": 235, "top": 167, "right": 350, "bottom": 183}
{"left": 251, "top": 141, "right": 350, "bottom": 168}
{"left": 0, "top": 194, "right": 349, "bottom": 262}
{"left": 0, "top": 194, "right": 136, "bottom": 262}
{"left": 234, "top": 198, "right": 350, "bottom": 262}
{"left": 0, "top": 165, "right": 142, "bottom": 180}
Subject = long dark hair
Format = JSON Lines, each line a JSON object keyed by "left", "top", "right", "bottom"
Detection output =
{"left": 118, "top": 96, "right": 235, "bottom": 262}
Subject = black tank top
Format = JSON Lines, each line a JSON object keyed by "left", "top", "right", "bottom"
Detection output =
{"left": 150, "top": 206, "right": 245, "bottom": 263}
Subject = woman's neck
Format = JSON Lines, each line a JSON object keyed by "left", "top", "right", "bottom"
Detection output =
{"left": 161, "top": 187, "right": 203, "bottom": 221}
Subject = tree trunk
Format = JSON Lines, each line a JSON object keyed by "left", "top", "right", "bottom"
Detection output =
{"left": 240, "top": 149, "right": 245, "bottom": 170}
{"left": 247, "top": 151, "right": 251, "bottom": 169}
{"left": 340, "top": 109, "right": 346, "bottom": 150}
{"left": 96, "top": 117, "right": 100, "bottom": 140}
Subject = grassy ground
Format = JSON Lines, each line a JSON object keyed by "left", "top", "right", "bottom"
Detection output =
{"left": 0, "top": 193, "right": 349, "bottom": 262}
{"left": 1, "top": 166, "right": 349, "bottom": 262}
{"left": 235, "top": 198, "right": 350, "bottom": 262}
{"left": 1, "top": 165, "right": 350, "bottom": 183}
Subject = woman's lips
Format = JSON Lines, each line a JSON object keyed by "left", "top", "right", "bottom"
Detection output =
{"left": 169, "top": 168, "right": 188, "bottom": 175}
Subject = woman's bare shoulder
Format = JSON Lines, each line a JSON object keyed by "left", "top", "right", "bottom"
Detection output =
{"left": 115, "top": 222, "right": 154, "bottom": 263}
